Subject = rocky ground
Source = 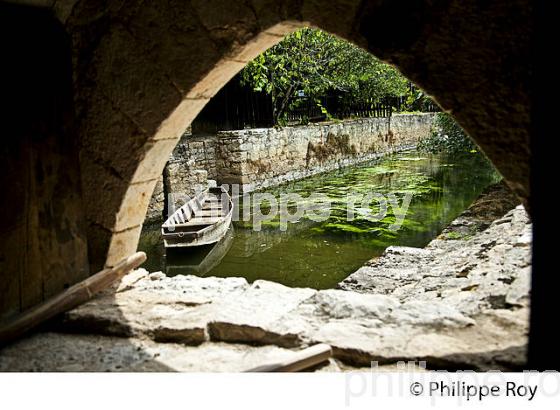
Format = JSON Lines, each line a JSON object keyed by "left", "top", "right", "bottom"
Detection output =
{"left": 0, "top": 183, "right": 530, "bottom": 372}
{"left": 340, "top": 182, "right": 529, "bottom": 312}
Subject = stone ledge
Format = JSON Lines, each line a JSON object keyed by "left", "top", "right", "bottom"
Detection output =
{"left": 54, "top": 257, "right": 527, "bottom": 370}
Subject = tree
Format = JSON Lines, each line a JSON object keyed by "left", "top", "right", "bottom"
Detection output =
{"left": 240, "top": 28, "right": 409, "bottom": 123}
{"left": 417, "top": 113, "right": 478, "bottom": 155}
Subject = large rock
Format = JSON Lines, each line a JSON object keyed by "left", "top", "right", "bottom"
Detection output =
{"left": 62, "top": 273, "right": 250, "bottom": 345}
{"left": 55, "top": 268, "right": 526, "bottom": 370}
{"left": 207, "top": 280, "right": 317, "bottom": 347}
{"left": 339, "top": 205, "right": 531, "bottom": 318}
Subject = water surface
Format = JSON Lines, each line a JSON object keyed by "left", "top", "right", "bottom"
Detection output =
{"left": 139, "top": 151, "right": 499, "bottom": 288}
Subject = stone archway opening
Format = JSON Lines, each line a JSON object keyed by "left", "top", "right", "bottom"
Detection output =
{"left": 93, "top": 24, "right": 531, "bottom": 371}
{"left": 105, "top": 15, "right": 528, "bottom": 271}
{"left": 99, "top": 22, "right": 304, "bottom": 268}
{"left": 0, "top": 0, "right": 536, "bottom": 371}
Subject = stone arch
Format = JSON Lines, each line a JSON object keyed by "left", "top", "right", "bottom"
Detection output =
{"left": 80, "top": 22, "right": 303, "bottom": 269}
{"left": 65, "top": 0, "right": 530, "bottom": 271}
{"left": 0, "top": 0, "right": 532, "bottom": 321}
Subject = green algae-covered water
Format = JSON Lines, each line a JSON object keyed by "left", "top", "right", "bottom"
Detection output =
{"left": 139, "top": 150, "right": 500, "bottom": 289}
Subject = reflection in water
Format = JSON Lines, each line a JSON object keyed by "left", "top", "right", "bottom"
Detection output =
{"left": 139, "top": 151, "right": 500, "bottom": 289}
{"left": 165, "top": 226, "right": 235, "bottom": 276}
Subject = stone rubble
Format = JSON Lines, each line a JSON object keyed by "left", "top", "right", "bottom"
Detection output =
{"left": 339, "top": 206, "right": 531, "bottom": 317}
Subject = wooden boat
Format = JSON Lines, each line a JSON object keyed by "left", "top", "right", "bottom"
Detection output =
{"left": 161, "top": 186, "right": 233, "bottom": 248}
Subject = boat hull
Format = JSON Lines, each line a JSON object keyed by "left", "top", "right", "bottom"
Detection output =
{"left": 163, "top": 210, "right": 232, "bottom": 248}
{"left": 161, "top": 186, "right": 233, "bottom": 248}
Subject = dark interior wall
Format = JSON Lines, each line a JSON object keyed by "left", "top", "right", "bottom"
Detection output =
{"left": 0, "top": 3, "right": 89, "bottom": 321}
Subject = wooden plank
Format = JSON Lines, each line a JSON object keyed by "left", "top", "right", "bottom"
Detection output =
{"left": 202, "top": 203, "right": 222, "bottom": 210}
{"left": 162, "top": 230, "right": 199, "bottom": 239}
{"left": 177, "top": 210, "right": 186, "bottom": 223}
{"left": 183, "top": 204, "right": 193, "bottom": 221}
{"left": 203, "top": 201, "right": 220, "bottom": 207}
{"left": 198, "top": 209, "right": 224, "bottom": 217}
{"left": 0, "top": 252, "right": 146, "bottom": 345}
{"left": 179, "top": 216, "right": 223, "bottom": 227}
{"left": 244, "top": 344, "right": 332, "bottom": 372}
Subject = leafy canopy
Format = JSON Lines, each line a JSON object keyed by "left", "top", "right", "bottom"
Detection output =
{"left": 417, "top": 113, "right": 478, "bottom": 155}
{"left": 240, "top": 27, "right": 410, "bottom": 120}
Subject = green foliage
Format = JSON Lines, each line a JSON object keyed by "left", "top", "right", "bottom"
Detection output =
{"left": 403, "top": 84, "right": 439, "bottom": 112}
{"left": 417, "top": 113, "right": 477, "bottom": 155}
{"left": 240, "top": 27, "right": 409, "bottom": 123}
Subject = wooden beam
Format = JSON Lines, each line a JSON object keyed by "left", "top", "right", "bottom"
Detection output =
{"left": 244, "top": 343, "right": 333, "bottom": 372}
{"left": 0, "top": 251, "right": 146, "bottom": 345}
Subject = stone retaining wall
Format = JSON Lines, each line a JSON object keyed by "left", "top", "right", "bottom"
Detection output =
{"left": 217, "top": 114, "right": 433, "bottom": 191}
{"left": 170, "top": 135, "right": 218, "bottom": 181}
{"left": 145, "top": 114, "right": 434, "bottom": 223}
{"left": 145, "top": 135, "right": 216, "bottom": 223}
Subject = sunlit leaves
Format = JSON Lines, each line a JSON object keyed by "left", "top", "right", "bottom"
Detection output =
{"left": 240, "top": 28, "right": 410, "bottom": 123}
{"left": 417, "top": 113, "right": 478, "bottom": 155}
